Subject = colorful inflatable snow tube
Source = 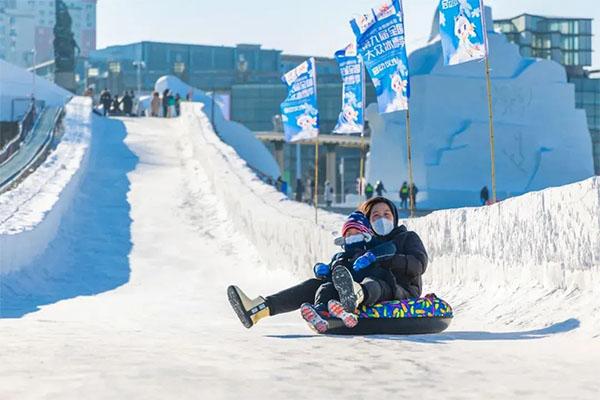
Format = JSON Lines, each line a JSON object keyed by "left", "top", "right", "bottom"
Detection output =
{"left": 323, "top": 294, "right": 453, "bottom": 335}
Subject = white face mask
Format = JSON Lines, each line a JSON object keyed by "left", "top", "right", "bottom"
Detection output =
{"left": 345, "top": 233, "right": 372, "bottom": 245}
{"left": 372, "top": 217, "right": 394, "bottom": 236}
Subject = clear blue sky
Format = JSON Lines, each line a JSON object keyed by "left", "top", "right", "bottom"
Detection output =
{"left": 97, "top": 0, "right": 599, "bottom": 69}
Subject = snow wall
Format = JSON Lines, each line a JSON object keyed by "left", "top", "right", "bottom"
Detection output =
{"left": 154, "top": 75, "right": 280, "bottom": 180}
{"left": 0, "top": 59, "right": 72, "bottom": 121}
{"left": 182, "top": 102, "right": 600, "bottom": 336}
{"left": 366, "top": 8, "right": 594, "bottom": 210}
{"left": 0, "top": 97, "right": 93, "bottom": 275}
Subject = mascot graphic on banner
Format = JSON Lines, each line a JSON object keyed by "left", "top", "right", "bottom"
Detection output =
{"left": 440, "top": 0, "right": 487, "bottom": 66}
{"left": 386, "top": 62, "right": 409, "bottom": 113}
{"left": 292, "top": 103, "right": 319, "bottom": 141}
{"left": 336, "top": 92, "right": 362, "bottom": 133}
{"left": 449, "top": 12, "right": 485, "bottom": 64}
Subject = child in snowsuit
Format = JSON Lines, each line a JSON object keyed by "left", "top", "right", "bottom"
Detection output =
{"left": 300, "top": 211, "right": 397, "bottom": 333}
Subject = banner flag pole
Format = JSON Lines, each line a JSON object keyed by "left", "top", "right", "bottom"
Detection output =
{"left": 484, "top": 52, "right": 497, "bottom": 203}
{"left": 405, "top": 105, "right": 415, "bottom": 218}
{"left": 359, "top": 133, "right": 365, "bottom": 200}
{"left": 314, "top": 138, "right": 319, "bottom": 224}
{"left": 359, "top": 60, "right": 366, "bottom": 202}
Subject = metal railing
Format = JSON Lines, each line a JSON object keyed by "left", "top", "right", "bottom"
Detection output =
{"left": 0, "top": 106, "right": 63, "bottom": 193}
{"left": 0, "top": 103, "right": 37, "bottom": 166}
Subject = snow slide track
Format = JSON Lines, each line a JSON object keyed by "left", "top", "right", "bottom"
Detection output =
{"left": 179, "top": 102, "right": 600, "bottom": 336}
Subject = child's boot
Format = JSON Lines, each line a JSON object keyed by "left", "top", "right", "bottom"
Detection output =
{"left": 328, "top": 300, "right": 359, "bottom": 328}
{"left": 300, "top": 303, "right": 329, "bottom": 333}
{"left": 332, "top": 266, "right": 364, "bottom": 312}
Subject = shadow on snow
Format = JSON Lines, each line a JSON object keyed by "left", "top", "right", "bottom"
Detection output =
{"left": 0, "top": 116, "right": 138, "bottom": 318}
{"left": 265, "top": 318, "right": 580, "bottom": 342}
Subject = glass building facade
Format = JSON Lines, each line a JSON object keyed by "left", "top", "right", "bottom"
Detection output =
{"left": 86, "top": 41, "right": 378, "bottom": 134}
{"left": 85, "top": 42, "right": 341, "bottom": 93}
{"left": 84, "top": 41, "right": 379, "bottom": 198}
{"left": 494, "top": 14, "right": 593, "bottom": 67}
{"left": 571, "top": 76, "right": 600, "bottom": 174}
{"left": 262, "top": 141, "right": 364, "bottom": 205}
{"left": 231, "top": 82, "right": 377, "bottom": 133}
{"left": 495, "top": 14, "right": 599, "bottom": 174}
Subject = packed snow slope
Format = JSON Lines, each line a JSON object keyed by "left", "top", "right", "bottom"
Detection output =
{"left": 0, "top": 104, "right": 598, "bottom": 399}
{"left": 1, "top": 97, "right": 94, "bottom": 276}
{"left": 154, "top": 75, "right": 280, "bottom": 180}
{"left": 181, "top": 101, "right": 600, "bottom": 337}
{"left": 0, "top": 97, "right": 137, "bottom": 317}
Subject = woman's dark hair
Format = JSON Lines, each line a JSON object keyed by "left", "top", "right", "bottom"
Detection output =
{"left": 359, "top": 196, "right": 399, "bottom": 227}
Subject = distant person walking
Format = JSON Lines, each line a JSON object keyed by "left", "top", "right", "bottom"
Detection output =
{"left": 167, "top": 92, "right": 176, "bottom": 117}
{"left": 399, "top": 181, "right": 409, "bottom": 210}
{"left": 409, "top": 183, "right": 418, "bottom": 210}
{"left": 480, "top": 186, "right": 490, "bottom": 205}
{"left": 122, "top": 91, "right": 133, "bottom": 116}
{"left": 175, "top": 93, "right": 181, "bottom": 116}
{"left": 305, "top": 177, "right": 314, "bottom": 205}
{"left": 324, "top": 180, "right": 334, "bottom": 208}
{"left": 364, "top": 182, "right": 374, "bottom": 200}
{"left": 276, "top": 176, "right": 288, "bottom": 196}
{"left": 111, "top": 95, "right": 121, "bottom": 115}
{"left": 375, "top": 180, "right": 387, "bottom": 197}
{"left": 162, "top": 89, "right": 170, "bottom": 117}
{"left": 150, "top": 91, "right": 160, "bottom": 117}
{"left": 100, "top": 88, "right": 112, "bottom": 116}
{"left": 295, "top": 178, "right": 304, "bottom": 202}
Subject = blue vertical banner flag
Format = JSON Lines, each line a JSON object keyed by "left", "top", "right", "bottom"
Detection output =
{"left": 439, "top": 0, "right": 487, "bottom": 65}
{"left": 280, "top": 57, "right": 319, "bottom": 142}
{"left": 333, "top": 44, "right": 365, "bottom": 134}
{"left": 350, "top": 0, "right": 410, "bottom": 114}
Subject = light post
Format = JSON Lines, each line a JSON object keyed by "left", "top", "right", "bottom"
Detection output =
{"left": 174, "top": 61, "right": 186, "bottom": 81}
{"left": 83, "top": 60, "right": 90, "bottom": 91}
{"left": 339, "top": 157, "right": 345, "bottom": 205}
{"left": 108, "top": 61, "right": 121, "bottom": 94}
{"left": 29, "top": 49, "right": 36, "bottom": 102}
{"left": 133, "top": 60, "right": 146, "bottom": 95}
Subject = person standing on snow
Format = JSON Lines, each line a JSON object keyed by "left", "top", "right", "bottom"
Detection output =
{"left": 162, "top": 89, "right": 170, "bottom": 117}
{"left": 167, "top": 92, "right": 176, "bottom": 117}
{"left": 409, "top": 183, "right": 418, "bottom": 209}
{"left": 399, "top": 181, "right": 409, "bottom": 210}
{"left": 365, "top": 182, "right": 374, "bottom": 200}
{"left": 175, "top": 93, "right": 182, "bottom": 117}
{"left": 111, "top": 95, "right": 121, "bottom": 115}
{"left": 480, "top": 186, "right": 489, "bottom": 205}
{"left": 122, "top": 91, "right": 133, "bottom": 116}
{"left": 375, "top": 180, "right": 387, "bottom": 197}
{"left": 150, "top": 92, "right": 160, "bottom": 117}
{"left": 99, "top": 88, "right": 112, "bottom": 116}
{"left": 295, "top": 178, "right": 304, "bottom": 202}
{"left": 305, "top": 177, "right": 314, "bottom": 205}
{"left": 324, "top": 180, "right": 334, "bottom": 208}
{"left": 276, "top": 176, "right": 288, "bottom": 196}
{"left": 226, "top": 196, "right": 429, "bottom": 329}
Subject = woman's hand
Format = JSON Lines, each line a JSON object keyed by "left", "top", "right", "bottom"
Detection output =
{"left": 353, "top": 251, "right": 376, "bottom": 272}
{"left": 313, "top": 263, "right": 331, "bottom": 279}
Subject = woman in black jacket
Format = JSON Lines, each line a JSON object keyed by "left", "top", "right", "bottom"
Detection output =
{"left": 227, "top": 197, "right": 429, "bottom": 329}
{"left": 356, "top": 196, "right": 428, "bottom": 300}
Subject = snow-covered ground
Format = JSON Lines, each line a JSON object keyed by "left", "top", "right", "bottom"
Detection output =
{"left": 0, "top": 103, "right": 599, "bottom": 399}
{"left": 155, "top": 75, "right": 280, "bottom": 180}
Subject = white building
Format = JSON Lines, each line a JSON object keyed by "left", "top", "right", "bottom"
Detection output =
{"left": 0, "top": 0, "right": 96, "bottom": 68}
